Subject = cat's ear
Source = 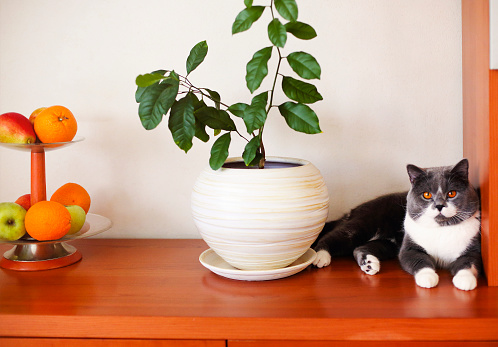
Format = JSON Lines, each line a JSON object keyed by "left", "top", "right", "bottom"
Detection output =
{"left": 451, "top": 158, "right": 469, "bottom": 181}
{"left": 407, "top": 164, "right": 426, "bottom": 185}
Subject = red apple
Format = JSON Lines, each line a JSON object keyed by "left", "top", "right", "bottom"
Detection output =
{"left": 15, "top": 194, "right": 31, "bottom": 211}
{"left": 29, "top": 107, "right": 47, "bottom": 125}
{"left": 0, "top": 112, "right": 36, "bottom": 144}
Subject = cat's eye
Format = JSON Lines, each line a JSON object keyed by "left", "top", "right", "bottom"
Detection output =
{"left": 447, "top": 190, "right": 457, "bottom": 198}
{"left": 423, "top": 192, "right": 432, "bottom": 199}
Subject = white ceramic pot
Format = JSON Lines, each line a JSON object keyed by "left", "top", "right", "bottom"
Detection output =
{"left": 191, "top": 157, "right": 329, "bottom": 270}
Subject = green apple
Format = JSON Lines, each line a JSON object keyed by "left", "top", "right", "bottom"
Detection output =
{"left": 65, "top": 205, "right": 86, "bottom": 235}
{"left": 0, "top": 202, "right": 27, "bottom": 241}
{"left": 0, "top": 112, "right": 37, "bottom": 144}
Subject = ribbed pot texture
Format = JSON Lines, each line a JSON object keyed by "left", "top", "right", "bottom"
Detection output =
{"left": 191, "top": 157, "right": 329, "bottom": 270}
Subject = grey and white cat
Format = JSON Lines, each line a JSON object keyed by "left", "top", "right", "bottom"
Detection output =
{"left": 312, "top": 159, "right": 482, "bottom": 291}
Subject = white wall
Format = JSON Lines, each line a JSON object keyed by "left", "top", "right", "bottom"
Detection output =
{"left": 0, "top": 0, "right": 463, "bottom": 238}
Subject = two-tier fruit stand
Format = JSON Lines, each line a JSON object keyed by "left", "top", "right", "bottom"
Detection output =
{"left": 0, "top": 138, "right": 112, "bottom": 271}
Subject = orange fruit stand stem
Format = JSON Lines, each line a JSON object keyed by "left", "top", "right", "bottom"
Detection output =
{"left": 30, "top": 147, "right": 46, "bottom": 205}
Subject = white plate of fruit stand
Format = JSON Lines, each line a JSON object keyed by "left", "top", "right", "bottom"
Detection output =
{"left": 0, "top": 138, "right": 112, "bottom": 271}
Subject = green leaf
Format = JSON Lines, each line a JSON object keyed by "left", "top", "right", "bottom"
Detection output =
{"left": 204, "top": 88, "right": 221, "bottom": 110}
{"left": 168, "top": 93, "right": 196, "bottom": 152}
{"left": 194, "top": 120, "right": 210, "bottom": 143}
{"left": 186, "top": 41, "right": 208, "bottom": 75}
{"left": 138, "top": 74, "right": 180, "bottom": 130}
{"left": 246, "top": 46, "right": 272, "bottom": 93}
{"left": 135, "top": 70, "right": 168, "bottom": 102}
{"left": 232, "top": 6, "right": 265, "bottom": 34}
{"left": 138, "top": 83, "right": 167, "bottom": 129}
{"left": 193, "top": 97, "right": 207, "bottom": 111}
{"left": 285, "top": 21, "right": 317, "bottom": 40}
{"left": 229, "top": 94, "right": 267, "bottom": 134}
{"left": 274, "top": 0, "right": 298, "bottom": 22}
{"left": 135, "top": 86, "right": 147, "bottom": 103}
{"left": 210, "top": 132, "right": 231, "bottom": 170}
{"left": 136, "top": 72, "right": 167, "bottom": 88}
{"left": 242, "top": 136, "right": 261, "bottom": 166}
{"left": 244, "top": 0, "right": 253, "bottom": 7}
{"left": 287, "top": 52, "right": 321, "bottom": 80}
{"left": 268, "top": 18, "right": 287, "bottom": 48}
{"left": 282, "top": 76, "right": 323, "bottom": 104}
{"left": 251, "top": 91, "right": 268, "bottom": 108}
{"left": 195, "top": 106, "right": 236, "bottom": 131}
{"left": 243, "top": 104, "right": 267, "bottom": 134}
{"left": 227, "top": 103, "right": 249, "bottom": 118}
{"left": 278, "top": 101, "right": 321, "bottom": 134}
{"left": 191, "top": 95, "right": 209, "bottom": 142}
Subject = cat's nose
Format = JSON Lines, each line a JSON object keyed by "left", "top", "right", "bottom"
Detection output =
{"left": 435, "top": 204, "right": 445, "bottom": 212}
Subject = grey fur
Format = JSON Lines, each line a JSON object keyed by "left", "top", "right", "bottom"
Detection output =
{"left": 406, "top": 159, "right": 479, "bottom": 226}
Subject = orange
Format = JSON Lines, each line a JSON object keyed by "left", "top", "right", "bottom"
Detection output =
{"left": 33, "top": 105, "right": 77, "bottom": 143}
{"left": 50, "top": 183, "right": 91, "bottom": 214}
{"left": 25, "top": 201, "right": 71, "bottom": 241}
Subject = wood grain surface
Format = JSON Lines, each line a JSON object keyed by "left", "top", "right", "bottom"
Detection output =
{"left": 462, "top": 0, "right": 498, "bottom": 285}
{"left": 0, "top": 239, "right": 497, "bottom": 342}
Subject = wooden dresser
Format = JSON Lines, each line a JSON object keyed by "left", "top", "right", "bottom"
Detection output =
{"left": 1, "top": 239, "right": 497, "bottom": 346}
{"left": 1, "top": 1, "right": 497, "bottom": 346}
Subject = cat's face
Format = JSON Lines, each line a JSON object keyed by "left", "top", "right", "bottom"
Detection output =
{"left": 406, "top": 159, "right": 479, "bottom": 227}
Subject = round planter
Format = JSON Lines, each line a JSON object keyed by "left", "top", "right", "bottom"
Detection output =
{"left": 191, "top": 157, "right": 329, "bottom": 270}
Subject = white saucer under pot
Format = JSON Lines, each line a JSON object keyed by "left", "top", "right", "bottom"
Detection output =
{"left": 199, "top": 248, "right": 317, "bottom": 281}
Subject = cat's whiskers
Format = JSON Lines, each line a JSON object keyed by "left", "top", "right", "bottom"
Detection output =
{"left": 442, "top": 211, "right": 475, "bottom": 226}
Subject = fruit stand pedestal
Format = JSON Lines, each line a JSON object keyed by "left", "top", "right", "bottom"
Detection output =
{"left": 0, "top": 139, "right": 112, "bottom": 271}
{"left": 30, "top": 145, "right": 46, "bottom": 204}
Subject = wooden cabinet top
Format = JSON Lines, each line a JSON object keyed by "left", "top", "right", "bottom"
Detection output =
{"left": 1, "top": 239, "right": 497, "bottom": 342}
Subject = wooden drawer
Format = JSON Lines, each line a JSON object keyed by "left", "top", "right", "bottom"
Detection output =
{"left": 0, "top": 338, "right": 225, "bottom": 347}
{"left": 228, "top": 341, "right": 498, "bottom": 347}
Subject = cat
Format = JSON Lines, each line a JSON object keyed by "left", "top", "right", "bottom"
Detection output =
{"left": 312, "top": 158, "right": 482, "bottom": 291}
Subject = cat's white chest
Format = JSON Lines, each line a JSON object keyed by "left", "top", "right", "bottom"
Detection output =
{"left": 403, "top": 212, "right": 480, "bottom": 267}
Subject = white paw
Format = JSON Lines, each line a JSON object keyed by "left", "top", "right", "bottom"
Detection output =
{"left": 415, "top": 268, "right": 439, "bottom": 288}
{"left": 360, "top": 255, "right": 380, "bottom": 275}
{"left": 453, "top": 269, "right": 478, "bottom": 291}
{"left": 313, "top": 250, "right": 331, "bottom": 268}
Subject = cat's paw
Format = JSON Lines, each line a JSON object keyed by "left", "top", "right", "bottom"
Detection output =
{"left": 313, "top": 250, "right": 331, "bottom": 268}
{"left": 414, "top": 268, "right": 439, "bottom": 288}
{"left": 359, "top": 254, "right": 380, "bottom": 275}
{"left": 453, "top": 269, "right": 478, "bottom": 291}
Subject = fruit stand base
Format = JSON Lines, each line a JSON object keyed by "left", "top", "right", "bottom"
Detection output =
{"left": 0, "top": 244, "right": 82, "bottom": 271}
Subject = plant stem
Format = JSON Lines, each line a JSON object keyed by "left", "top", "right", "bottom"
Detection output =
{"left": 255, "top": 0, "right": 283, "bottom": 169}
{"left": 267, "top": 48, "right": 282, "bottom": 115}
{"left": 258, "top": 132, "right": 266, "bottom": 169}
{"left": 267, "top": 0, "right": 280, "bottom": 116}
{"left": 257, "top": 49, "right": 282, "bottom": 169}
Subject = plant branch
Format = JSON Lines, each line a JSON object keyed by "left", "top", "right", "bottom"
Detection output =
{"left": 236, "top": 130, "right": 251, "bottom": 143}
{"left": 179, "top": 74, "right": 232, "bottom": 109}
{"left": 177, "top": 74, "right": 249, "bottom": 143}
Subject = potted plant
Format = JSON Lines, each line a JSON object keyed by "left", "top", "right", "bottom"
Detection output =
{"left": 135, "top": 0, "right": 329, "bottom": 271}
